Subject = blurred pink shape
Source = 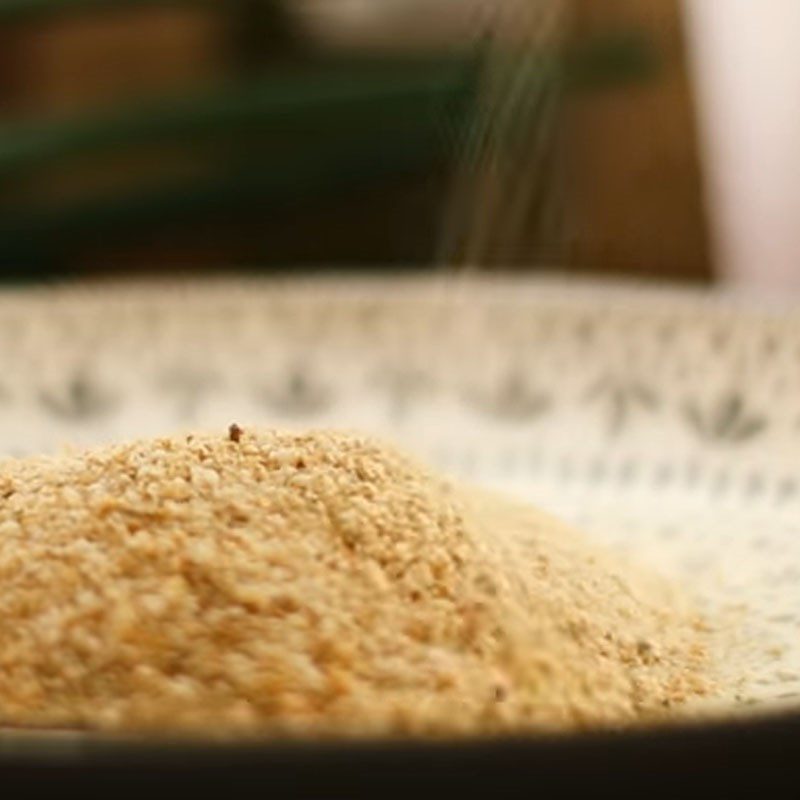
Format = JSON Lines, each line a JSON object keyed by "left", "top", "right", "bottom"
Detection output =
{"left": 683, "top": 0, "right": 800, "bottom": 291}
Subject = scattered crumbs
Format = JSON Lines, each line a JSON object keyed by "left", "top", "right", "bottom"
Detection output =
{"left": 228, "top": 423, "right": 243, "bottom": 443}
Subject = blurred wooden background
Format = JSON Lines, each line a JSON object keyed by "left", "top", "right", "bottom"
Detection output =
{"left": 565, "top": 0, "right": 711, "bottom": 281}
{"left": 0, "top": 0, "right": 712, "bottom": 282}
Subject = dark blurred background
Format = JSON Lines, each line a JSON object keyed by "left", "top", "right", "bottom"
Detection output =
{"left": 0, "top": 1, "right": 712, "bottom": 282}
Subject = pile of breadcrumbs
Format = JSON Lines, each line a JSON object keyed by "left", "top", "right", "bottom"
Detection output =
{"left": 0, "top": 427, "right": 710, "bottom": 736}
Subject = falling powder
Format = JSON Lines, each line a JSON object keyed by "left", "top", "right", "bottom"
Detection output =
{"left": 0, "top": 428, "right": 712, "bottom": 736}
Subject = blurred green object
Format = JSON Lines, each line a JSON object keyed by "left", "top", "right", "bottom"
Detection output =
{"left": 0, "top": 59, "right": 475, "bottom": 181}
{"left": 0, "top": 58, "right": 476, "bottom": 274}
{"left": 0, "top": 57, "right": 477, "bottom": 275}
{"left": 0, "top": 122, "right": 443, "bottom": 264}
{"left": 0, "top": 35, "right": 653, "bottom": 181}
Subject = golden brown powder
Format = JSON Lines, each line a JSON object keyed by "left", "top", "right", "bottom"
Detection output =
{"left": 0, "top": 428, "right": 711, "bottom": 736}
